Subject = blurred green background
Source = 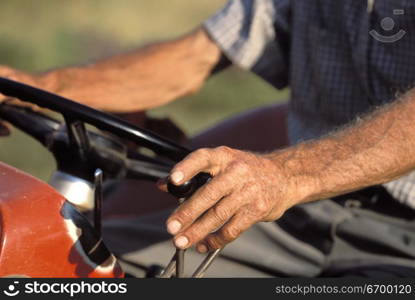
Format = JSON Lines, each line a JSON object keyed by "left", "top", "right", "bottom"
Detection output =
{"left": 0, "top": 0, "right": 286, "bottom": 181}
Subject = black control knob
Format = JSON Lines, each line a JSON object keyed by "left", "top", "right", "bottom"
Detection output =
{"left": 167, "top": 172, "right": 211, "bottom": 199}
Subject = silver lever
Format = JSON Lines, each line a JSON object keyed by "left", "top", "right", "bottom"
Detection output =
{"left": 192, "top": 248, "right": 222, "bottom": 278}
{"left": 94, "top": 169, "right": 103, "bottom": 237}
{"left": 175, "top": 197, "right": 186, "bottom": 278}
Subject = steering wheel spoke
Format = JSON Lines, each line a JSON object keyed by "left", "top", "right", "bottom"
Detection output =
{"left": 64, "top": 116, "right": 91, "bottom": 159}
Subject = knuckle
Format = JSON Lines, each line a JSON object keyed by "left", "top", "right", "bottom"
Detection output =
{"left": 183, "top": 228, "right": 202, "bottom": 244}
{"left": 221, "top": 226, "right": 240, "bottom": 241}
{"left": 205, "top": 236, "right": 222, "bottom": 250}
{"left": 214, "top": 146, "right": 236, "bottom": 162}
{"left": 253, "top": 200, "right": 270, "bottom": 217}
{"left": 215, "top": 145, "right": 232, "bottom": 154}
{"left": 174, "top": 208, "right": 193, "bottom": 224}
{"left": 228, "top": 160, "right": 249, "bottom": 174}
{"left": 211, "top": 204, "right": 230, "bottom": 222}
{"left": 193, "top": 148, "right": 211, "bottom": 158}
{"left": 199, "top": 183, "right": 217, "bottom": 201}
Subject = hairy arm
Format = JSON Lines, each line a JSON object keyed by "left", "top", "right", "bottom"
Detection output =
{"left": 166, "top": 90, "right": 415, "bottom": 252}
{"left": 1, "top": 28, "right": 221, "bottom": 112}
{"left": 279, "top": 91, "right": 415, "bottom": 203}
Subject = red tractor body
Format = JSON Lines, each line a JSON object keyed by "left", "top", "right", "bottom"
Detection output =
{"left": 0, "top": 162, "right": 123, "bottom": 278}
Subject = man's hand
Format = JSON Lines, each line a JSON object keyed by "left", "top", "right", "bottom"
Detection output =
{"left": 0, "top": 65, "right": 38, "bottom": 90}
{"left": 165, "top": 146, "right": 301, "bottom": 253}
{"left": 0, "top": 66, "right": 36, "bottom": 136}
{"left": 2, "top": 27, "right": 220, "bottom": 115}
{"left": 0, "top": 66, "right": 50, "bottom": 136}
{"left": 164, "top": 90, "right": 415, "bottom": 253}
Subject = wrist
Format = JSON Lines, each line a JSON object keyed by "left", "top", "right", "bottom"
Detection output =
{"left": 266, "top": 146, "right": 322, "bottom": 207}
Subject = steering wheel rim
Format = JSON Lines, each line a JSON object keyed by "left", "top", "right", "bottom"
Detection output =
{"left": 0, "top": 77, "right": 190, "bottom": 162}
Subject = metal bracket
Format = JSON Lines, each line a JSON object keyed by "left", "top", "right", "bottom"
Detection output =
{"left": 64, "top": 116, "right": 90, "bottom": 160}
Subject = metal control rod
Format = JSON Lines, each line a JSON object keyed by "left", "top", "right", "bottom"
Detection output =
{"left": 159, "top": 253, "right": 177, "bottom": 278}
{"left": 175, "top": 197, "right": 186, "bottom": 278}
{"left": 175, "top": 249, "right": 185, "bottom": 278}
{"left": 94, "top": 169, "right": 103, "bottom": 236}
{"left": 192, "top": 249, "right": 222, "bottom": 278}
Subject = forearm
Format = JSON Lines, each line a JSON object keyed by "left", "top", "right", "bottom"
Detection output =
{"left": 37, "top": 28, "right": 221, "bottom": 112}
{"left": 270, "top": 90, "right": 415, "bottom": 204}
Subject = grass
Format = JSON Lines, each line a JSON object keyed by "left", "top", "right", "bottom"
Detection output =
{"left": 0, "top": 0, "right": 286, "bottom": 180}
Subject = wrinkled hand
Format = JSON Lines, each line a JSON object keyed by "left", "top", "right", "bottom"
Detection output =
{"left": 165, "top": 146, "right": 299, "bottom": 253}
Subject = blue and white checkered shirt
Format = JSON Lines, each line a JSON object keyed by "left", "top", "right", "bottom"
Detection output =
{"left": 204, "top": 0, "right": 415, "bottom": 209}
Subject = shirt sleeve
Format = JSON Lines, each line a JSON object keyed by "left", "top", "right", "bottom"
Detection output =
{"left": 203, "top": 0, "right": 291, "bottom": 89}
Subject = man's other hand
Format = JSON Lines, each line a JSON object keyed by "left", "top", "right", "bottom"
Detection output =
{"left": 0, "top": 66, "right": 46, "bottom": 136}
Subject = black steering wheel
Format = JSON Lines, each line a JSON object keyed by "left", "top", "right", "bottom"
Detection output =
{"left": 0, "top": 77, "right": 210, "bottom": 198}
{"left": 0, "top": 77, "right": 217, "bottom": 278}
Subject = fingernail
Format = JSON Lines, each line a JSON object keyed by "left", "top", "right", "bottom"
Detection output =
{"left": 167, "top": 220, "right": 181, "bottom": 235}
{"left": 170, "top": 171, "right": 184, "bottom": 184}
{"left": 196, "top": 243, "right": 208, "bottom": 254}
{"left": 174, "top": 236, "right": 189, "bottom": 248}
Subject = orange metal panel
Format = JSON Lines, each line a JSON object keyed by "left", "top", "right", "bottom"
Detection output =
{"left": 0, "top": 162, "right": 123, "bottom": 278}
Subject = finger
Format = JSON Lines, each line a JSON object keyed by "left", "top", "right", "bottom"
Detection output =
{"left": 198, "top": 211, "right": 254, "bottom": 251}
{"left": 173, "top": 194, "right": 241, "bottom": 249}
{"left": 0, "top": 94, "right": 12, "bottom": 103}
{"left": 166, "top": 172, "right": 232, "bottom": 236}
{"left": 3, "top": 98, "right": 42, "bottom": 112}
{"left": 170, "top": 148, "right": 217, "bottom": 185}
